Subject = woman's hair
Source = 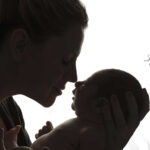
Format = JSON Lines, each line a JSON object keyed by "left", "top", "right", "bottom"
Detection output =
{"left": 0, "top": 0, "right": 88, "bottom": 43}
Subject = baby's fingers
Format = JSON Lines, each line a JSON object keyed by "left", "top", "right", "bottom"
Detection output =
{"left": 46, "top": 121, "right": 53, "bottom": 129}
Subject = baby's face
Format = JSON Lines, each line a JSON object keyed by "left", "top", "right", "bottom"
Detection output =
{"left": 72, "top": 77, "right": 99, "bottom": 115}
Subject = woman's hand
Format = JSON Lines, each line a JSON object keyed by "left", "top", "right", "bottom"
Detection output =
{"left": 0, "top": 128, "right": 6, "bottom": 150}
{"left": 4, "top": 125, "right": 21, "bottom": 149}
{"left": 101, "top": 88, "right": 149, "bottom": 150}
{"left": 35, "top": 121, "right": 53, "bottom": 139}
{"left": 0, "top": 127, "right": 50, "bottom": 150}
{"left": 0, "top": 125, "right": 21, "bottom": 150}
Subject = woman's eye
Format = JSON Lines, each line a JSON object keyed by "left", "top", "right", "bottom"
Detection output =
{"left": 62, "top": 55, "right": 75, "bottom": 66}
{"left": 62, "top": 58, "right": 71, "bottom": 66}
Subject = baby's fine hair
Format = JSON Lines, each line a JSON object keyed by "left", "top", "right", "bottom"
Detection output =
{"left": 0, "top": 0, "right": 88, "bottom": 43}
{"left": 90, "top": 69, "right": 143, "bottom": 120}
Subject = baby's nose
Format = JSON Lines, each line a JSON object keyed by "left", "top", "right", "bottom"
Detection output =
{"left": 72, "top": 89, "right": 76, "bottom": 95}
{"left": 75, "top": 81, "right": 84, "bottom": 88}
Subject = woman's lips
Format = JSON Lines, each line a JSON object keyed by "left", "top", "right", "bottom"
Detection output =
{"left": 53, "top": 87, "right": 62, "bottom": 95}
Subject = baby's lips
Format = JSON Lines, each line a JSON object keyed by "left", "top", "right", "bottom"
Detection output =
{"left": 72, "top": 89, "right": 76, "bottom": 95}
{"left": 71, "top": 103, "right": 75, "bottom": 110}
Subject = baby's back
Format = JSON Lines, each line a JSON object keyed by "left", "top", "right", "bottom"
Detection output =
{"left": 31, "top": 118, "right": 105, "bottom": 150}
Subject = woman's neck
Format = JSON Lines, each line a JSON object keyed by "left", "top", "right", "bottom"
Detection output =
{"left": 0, "top": 72, "right": 19, "bottom": 102}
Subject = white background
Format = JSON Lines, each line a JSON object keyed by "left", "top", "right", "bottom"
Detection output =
{"left": 14, "top": 0, "right": 150, "bottom": 149}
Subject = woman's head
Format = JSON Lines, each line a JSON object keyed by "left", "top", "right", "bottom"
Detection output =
{"left": 0, "top": 0, "right": 88, "bottom": 43}
{"left": 0, "top": 0, "right": 88, "bottom": 107}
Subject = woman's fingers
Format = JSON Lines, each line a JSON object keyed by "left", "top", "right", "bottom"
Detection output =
{"left": 125, "top": 92, "right": 139, "bottom": 129}
{"left": 43, "top": 146, "right": 50, "bottom": 150}
{"left": 139, "top": 88, "right": 150, "bottom": 120}
{"left": 101, "top": 98, "right": 115, "bottom": 146}
{"left": 4, "top": 125, "right": 21, "bottom": 149}
{"left": 0, "top": 128, "right": 6, "bottom": 150}
{"left": 110, "top": 95, "right": 126, "bottom": 129}
{"left": 102, "top": 91, "right": 148, "bottom": 150}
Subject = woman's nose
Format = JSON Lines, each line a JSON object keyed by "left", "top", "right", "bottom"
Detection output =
{"left": 67, "top": 64, "right": 77, "bottom": 83}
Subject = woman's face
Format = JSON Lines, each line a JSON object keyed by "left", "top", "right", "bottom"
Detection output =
{"left": 20, "top": 25, "right": 84, "bottom": 107}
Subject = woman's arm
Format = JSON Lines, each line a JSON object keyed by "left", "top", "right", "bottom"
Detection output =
{"left": 102, "top": 88, "right": 149, "bottom": 150}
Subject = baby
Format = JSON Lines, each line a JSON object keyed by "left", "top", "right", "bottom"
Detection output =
{"left": 31, "top": 69, "right": 143, "bottom": 150}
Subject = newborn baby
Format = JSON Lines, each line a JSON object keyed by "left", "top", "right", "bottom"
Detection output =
{"left": 31, "top": 69, "right": 143, "bottom": 150}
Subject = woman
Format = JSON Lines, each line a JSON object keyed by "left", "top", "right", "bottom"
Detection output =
{"left": 0, "top": 97, "right": 31, "bottom": 147}
{"left": 0, "top": 0, "right": 149, "bottom": 149}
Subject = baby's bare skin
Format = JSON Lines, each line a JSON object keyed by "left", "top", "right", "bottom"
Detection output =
{"left": 31, "top": 118, "right": 105, "bottom": 150}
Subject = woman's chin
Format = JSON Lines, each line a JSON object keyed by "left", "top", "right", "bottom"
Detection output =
{"left": 42, "top": 96, "right": 56, "bottom": 107}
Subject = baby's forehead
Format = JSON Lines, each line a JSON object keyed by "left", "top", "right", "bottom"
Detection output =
{"left": 86, "top": 72, "right": 103, "bottom": 83}
{"left": 84, "top": 78, "right": 101, "bottom": 89}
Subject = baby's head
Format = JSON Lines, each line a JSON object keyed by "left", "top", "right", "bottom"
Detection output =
{"left": 72, "top": 69, "right": 143, "bottom": 122}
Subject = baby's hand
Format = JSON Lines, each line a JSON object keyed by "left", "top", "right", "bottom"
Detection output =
{"left": 35, "top": 121, "right": 53, "bottom": 139}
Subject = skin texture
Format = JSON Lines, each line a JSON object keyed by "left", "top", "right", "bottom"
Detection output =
{"left": 0, "top": 24, "right": 84, "bottom": 107}
{"left": 30, "top": 71, "right": 149, "bottom": 150}
{"left": 1, "top": 90, "right": 148, "bottom": 150}
{"left": 73, "top": 73, "right": 149, "bottom": 150}
{"left": 31, "top": 118, "right": 105, "bottom": 150}
{"left": 102, "top": 89, "right": 149, "bottom": 150}
{"left": 0, "top": 23, "right": 149, "bottom": 149}
{"left": 0, "top": 24, "right": 84, "bottom": 149}
{"left": 0, "top": 12, "right": 149, "bottom": 150}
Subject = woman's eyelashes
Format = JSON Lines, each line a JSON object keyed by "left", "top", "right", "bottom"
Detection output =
{"left": 62, "top": 57, "right": 71, "bottom": 66}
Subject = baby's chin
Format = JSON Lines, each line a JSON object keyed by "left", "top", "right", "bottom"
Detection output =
{"left": 71, "top": 103, "right": 75, "bottom": 110}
